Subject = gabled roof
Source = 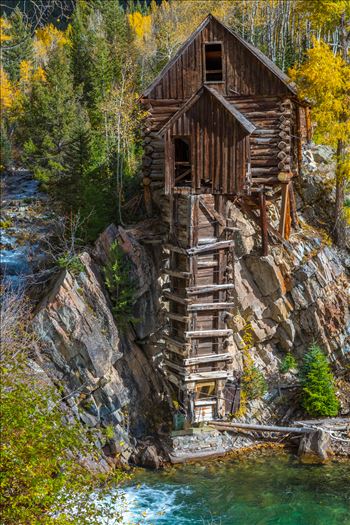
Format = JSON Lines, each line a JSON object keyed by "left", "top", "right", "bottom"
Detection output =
{"left": 158, "top": 85, "right": 256, "bottom": 136}
{"left": 143, "top": 14, "right": 297, "bottom": 98}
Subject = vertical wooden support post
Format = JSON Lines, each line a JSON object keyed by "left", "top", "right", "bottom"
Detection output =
{"left": 289, "top": 181, "right": 298, "bottom": 229}
{"left": 305, "top": 107, "right": 312, "bottom": 143}
{"left": 296, "top": 106, "right": 303, "bottom": 173}
{"left": 259, "top": 190, "right": 268, "bottom": 256}
{"left": 279, "top": 182, "right": 291, "bottom": 238}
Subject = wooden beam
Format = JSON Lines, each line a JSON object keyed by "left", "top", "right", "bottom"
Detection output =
{"left": 187, "top": 302, "right": 235, "bottom": 311}
{"left": 185, "top": 329, "right": 233, "bottom": 338}
{"left": 187, "top": 283, "right": 235, "bottom": 295}
{"left": 168, "top": 312, "right": 190, "bottom": 323}
{"left": 197, "top": 261, "right": 219, "bottom": 268}
{"left": 184, "top": 371, "right": 230, "bottom": 381}
{"left": 259, "top": 190, "right": 269, "bottom": 256}
{"left": 183, "top": 353, "right": 232, "bottom": 365}
{"left": 289, "top": 182, "right": 298, "bottom": 228}
{"left": 163, "top": 334, "right": 189, "bottom": 349}
{"left": 187, "top": 240, "right": 234, "bottom": 255}
{"left": 163, "top": 291, "right": 190, "bottom": 305}
{"left": 212, "top": 421, "right": 312, "bottom": 434}
{"left": 279, "top": 182, "right": 290, "bottom": 238}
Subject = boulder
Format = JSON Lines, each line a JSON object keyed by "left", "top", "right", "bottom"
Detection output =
{"left": 140, "top": 445, "right": 161, "bottom": 469}
{"left": 298, "top": 429, "right": 332, "bottom": 464}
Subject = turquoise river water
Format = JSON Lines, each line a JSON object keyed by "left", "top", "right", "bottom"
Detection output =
{"left": 118, "top": 453, "right": 350, "bottom": 525}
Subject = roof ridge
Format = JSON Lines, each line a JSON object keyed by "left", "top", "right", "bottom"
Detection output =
{"left": 158, "top": 84, "right": 256, "bottom": 136}
{"left": 142, "top": 13, "right": 297, "bottom": 99}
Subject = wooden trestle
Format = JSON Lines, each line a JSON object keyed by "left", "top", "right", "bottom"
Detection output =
{"left": 163, "top": 192, "right": 235, "bottom": 422}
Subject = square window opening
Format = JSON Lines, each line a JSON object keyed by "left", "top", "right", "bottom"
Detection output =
{"left": 204, "top": 42, "right": 223, "bottom": 82}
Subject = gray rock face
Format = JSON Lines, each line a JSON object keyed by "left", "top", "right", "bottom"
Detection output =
{"left": 298, "top": 429, "right": 332, "bottom": 464}
{"left": 34, "top": 242, "right": 169, "bottom": 464}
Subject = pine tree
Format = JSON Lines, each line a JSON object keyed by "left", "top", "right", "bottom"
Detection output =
{"left": 17, "top": 44, "right": 78, "bottom": 192}
{"left": 300, "top": 344, "right": 340, "bottom": 417}
{"left": 2, "top": 8, "right": 33, "bottom": 81}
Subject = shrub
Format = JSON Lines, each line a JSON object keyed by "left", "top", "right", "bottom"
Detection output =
{"left": 280, "top": 352, "right": 297, "bottom": 374}
{"left": 241, "top": 365, "right": 267, "bottom": 400}
{"left": 104, "top": 241, "right": 137, "bottom": 329}
{"left": 300, "top": 344, "right": 339, "bottom": 417}
{"left": 57, "top": 252, "right": 85, "bottom": 275}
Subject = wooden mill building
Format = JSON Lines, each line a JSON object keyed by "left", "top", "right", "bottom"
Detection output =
{"left": 140, "top": 14, "right": 310, "bottom": 422}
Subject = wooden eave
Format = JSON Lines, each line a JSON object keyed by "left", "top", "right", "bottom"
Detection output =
{"left": 142, "top": 13, "right": 298, "bottom": 99}
{"left": 158, "top": 85, "right": 256, "bottom": 136}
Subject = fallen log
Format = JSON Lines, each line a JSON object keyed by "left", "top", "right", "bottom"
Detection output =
{"left": 211, "top": 421, "right": 312, "bottom": 434}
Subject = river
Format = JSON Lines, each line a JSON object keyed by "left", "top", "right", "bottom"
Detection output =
{"left": 118, "top": 452, "right": 350, "bottom": 525}
{"left": 1, "top": 169, "right": 55, "bottom": 290}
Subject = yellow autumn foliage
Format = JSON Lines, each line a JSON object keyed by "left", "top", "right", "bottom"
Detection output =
{"left": 128, "top": 12, "right": 151, "bottom": 40}
{"left": 289, "top": 38, "right": 350, "bottom": 149}
{"left": 19, "top": 60, "right": 46, "bottom": 86}
{"left": 0, "top": 17, "right": 11, "bottom": 43}
{"left": 34, "top": 24, "right": 70, "bottom": 61}
{"left": 0, "top": 66, "right": 17, "bottom": 111}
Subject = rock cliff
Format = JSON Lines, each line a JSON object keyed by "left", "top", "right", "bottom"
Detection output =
{"left": 34, "top": 225, "right": 170, "bottom": 467}
{"left": 32, "top": 145, "right": 350, "bottom": 465}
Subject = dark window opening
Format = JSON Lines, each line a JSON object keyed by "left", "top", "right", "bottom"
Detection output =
{"left": 174, "top": 137, "right": 192, "bottom": 187}
{"left": 204, "top": 43, "right": 223, "bottom": 82}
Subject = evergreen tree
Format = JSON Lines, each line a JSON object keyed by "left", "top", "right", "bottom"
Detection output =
{"left": 2, "top": 8, "right": 33, "bottom": 81}
{"left": 300, "top": 344, "right": 340, "bottom": 417}
{"left": 17, "top": 44, "right": 77, "bottom": 191}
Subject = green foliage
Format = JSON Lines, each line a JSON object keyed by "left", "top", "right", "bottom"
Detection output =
{"left": 104, "top": 424, "right": 115, "bottom": 440}
{"left": 104, "top": 241, "right": 137, "bottom": 328}
{"left": 241, "top": 365, "right": 267, "bottom": 400}
{"left": 280, "top": 352, "right": 297, "bottom": 374}
{"left": 57, "top": 252, "right": 85, "bottom": 275}
{"left": 0, "top": 294, "right": 127, "bottom": 524}
{"left": 300, "top": 344, "right": 339, "bottom": 417}
{"left": 0, "top": 121, "right": 13, "bottom": 170}
{"left": 0, "top": 217, "right": 13, "bottom": 229}
{"left": 2, "top": 8, "right": 33, "bottom": 81}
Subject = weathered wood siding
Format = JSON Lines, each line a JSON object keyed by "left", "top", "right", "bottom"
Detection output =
{"left": 147, "top": 17, "right": 291, "bottom": 100}
{"left": 164, "top": 89, "right": 249, "bottom": 194}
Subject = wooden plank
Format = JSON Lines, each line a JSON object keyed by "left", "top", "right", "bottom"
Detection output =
{"left": 188, "top": 283, "right": 235, "bottom": 295}
{"left": 187, "top": 240, "right": 234, "bottom": 255}
{"left": 183, "top": 353, "right": 232, "bottom": 365}
{"left": 184, "top": 370, "right": 230, "bottom": 381}
{"left": 187, "top": 302, "right": 235, "bottom": 311}
{"left": 197, "top": 260, "right": 219, "bottom": 268}
{"left": 163, "top": 291, "right": 190, "bottom": 305}
{"left": 212, "top": 421, "right": 313, "bottom": 434}
{"left": 185, "top": 329, "right": 233, "bottom": 338}
{"left": 163, "top": 334, "right": 189, "bottom": 348}
{"left": 168, "top": 312, "right": 190, "bottom": 323}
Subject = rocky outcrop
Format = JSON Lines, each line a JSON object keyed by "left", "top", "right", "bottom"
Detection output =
{"left": 226, "top": 200, "right": 349, "bottom": 421}
{"left": 34, "top": 232, "right": 170, "bottom": 466}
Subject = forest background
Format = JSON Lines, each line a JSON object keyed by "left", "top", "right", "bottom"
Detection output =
{"left": 1, "top": 0, "right": 349, "bottom": 241}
